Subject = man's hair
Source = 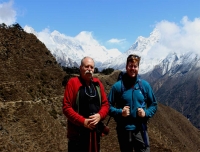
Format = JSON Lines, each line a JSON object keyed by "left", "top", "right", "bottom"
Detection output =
{"left": 126, "top": 54, "right": 141, "bottom": 66}
{"left": 80, "top": 56, "right": 95, "bottom": 66}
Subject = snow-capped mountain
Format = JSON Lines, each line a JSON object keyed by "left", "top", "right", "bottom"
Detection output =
{"left": 100, "top": 27, "right": 200, "bottom": 75}
{"left": 158, "top": 51, "right": 200, "bottom": 76}
{"left": 24, "top": 26, "right": 121, "bottom": 67}
{"left": 24, "top": 25, "right": 200, "bottom": 76}
{"left": 99, "top": 28, "right": 163, "bottom": 73}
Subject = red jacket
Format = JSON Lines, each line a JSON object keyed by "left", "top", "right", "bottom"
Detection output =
{"left": 63, "top": 76, "right": 109, "bottom": 139}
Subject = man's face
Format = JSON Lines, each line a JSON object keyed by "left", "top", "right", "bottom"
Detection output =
{"left": 126, "top": 61, "right": 139, "bottom": 78}
{"left": 80, "top": 57, "right": 95, "bottom": 81}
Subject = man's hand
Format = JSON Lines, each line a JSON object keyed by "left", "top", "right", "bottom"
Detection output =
{"left": 84, "top": 113, "right": 101, "bottom": 130}
{"left": 122, "top": 106, "right": 130, "bottom": 117}
{"left": 89, "top": 113, "right": 101, "bottom": 125}
{"left": 137, "top": 108, "right": 145, "bottom": 117}
{"left": 84, "top": 118, "right": 95, "bottom": 130}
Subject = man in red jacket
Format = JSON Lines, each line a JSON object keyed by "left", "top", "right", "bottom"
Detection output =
{"left": 63, "top": 56, "right": 109, "bottom": 152}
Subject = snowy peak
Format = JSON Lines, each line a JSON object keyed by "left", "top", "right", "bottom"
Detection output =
{"left": 24, "top": 25, "right": 200, "bottom": 76}
{"left": 128, "top": 28, "right": 160, "bottom": 55}
{"left": 161, "top": 52, "right": 179, "bottom": 75}
{"left": 24, "top": 26, "right": 121, "bottom": 67}
{"left": 100, "top": 28, "right": 161, "bottom": 73}
{"left": 24, "top": 25, "right": 37, "bottom": 36}
{"left": 159, "top": 51, "right": 200, "bottom": 76}
{"left": 100, "top": 26, "right": 200, "bottom": 76}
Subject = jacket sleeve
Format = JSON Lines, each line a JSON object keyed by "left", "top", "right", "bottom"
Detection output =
{"left": 144, "top": 82, "right": 158, "bottom": 118}
{"left": 108, "top": 83, "right": 123, "bottom": 117}
{"left": 97, "top": 79, "right": 109, "bottom": 120}
{"left": 62, "top": 78, "right": 85, "bottom": 126}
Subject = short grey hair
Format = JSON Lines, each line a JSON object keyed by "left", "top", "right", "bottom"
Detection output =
{"left": 80, "top": 56, "right": 95, "bottom": 66}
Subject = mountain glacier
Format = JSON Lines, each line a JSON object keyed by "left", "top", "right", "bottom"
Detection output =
{"left": 24, "top": 26, "right": 200, "bottom": 75}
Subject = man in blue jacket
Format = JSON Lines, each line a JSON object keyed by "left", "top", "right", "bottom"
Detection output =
{"left": 108, "top": 54, "right": 157, "bottom": 152}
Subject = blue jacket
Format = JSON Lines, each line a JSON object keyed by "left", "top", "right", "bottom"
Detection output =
{"left": 108, "top": 74, "right": 157, "bottom": 130}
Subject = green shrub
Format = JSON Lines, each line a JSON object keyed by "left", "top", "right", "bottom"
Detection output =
{"left": 101, "top": 68, "right": 114, "bottom": 75}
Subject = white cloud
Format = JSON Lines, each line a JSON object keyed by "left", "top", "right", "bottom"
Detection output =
{"left": 75, "top": 31, "right": 99, "bottom": 45}
{"left": 0, "top": 0, "right": 16, "bottom": 25}
{"left": 37, "top": 28, "right": 54, "bottom": 47}
{"left": 107, "top": 38, "right": 126, "bottom": 44}
{"left": 147, "top": 16, "right": 200, "bottom": 59}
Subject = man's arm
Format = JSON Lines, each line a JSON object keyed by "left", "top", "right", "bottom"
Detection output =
{"left": 62, "top": 78, "right": 85, "bottom": 126}
{"left": 144, "top": 83, "right": 158, "bottom": 118}
{"left": 108, "top": 84, "right": 123, "bottom": 117}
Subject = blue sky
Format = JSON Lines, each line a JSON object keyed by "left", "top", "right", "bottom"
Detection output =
{"left": 0, "top": 0, "right": 200, "bottom": 52}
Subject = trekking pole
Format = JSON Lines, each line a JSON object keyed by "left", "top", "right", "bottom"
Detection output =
{"left": 93, "top": 131, "right": 98, "bottom": 152}
{"left": 140, "top": 102, "right": 148, "bottom": 147}
{"left": 89, "top": 131, "right": 92, "bottom": 152}
{"left": 129, "top": 131, "right": 132, "bottom": 142}
{"left": 106, "top": 116, "right": 111, "bottom": 126}
{"left": 89, "top": 131, "right": 98, "bottom": 152}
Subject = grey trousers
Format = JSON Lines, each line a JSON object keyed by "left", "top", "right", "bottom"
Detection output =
{"left": 117, "top": 129, "right": 150, "bottom": 152}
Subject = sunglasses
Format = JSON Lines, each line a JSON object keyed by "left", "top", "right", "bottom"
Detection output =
{"left": 127, "top": 54, "right": 141, "bottom": 60}
{"left": 126, "top": 54, "right": 141, "bottom": 66}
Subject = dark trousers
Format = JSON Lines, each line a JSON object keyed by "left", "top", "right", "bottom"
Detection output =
{"left": 68, "top": 130, "right": 100, "bottom": 152}
{"left": 117, "top": 129, "right": 150, "bottom": 152}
